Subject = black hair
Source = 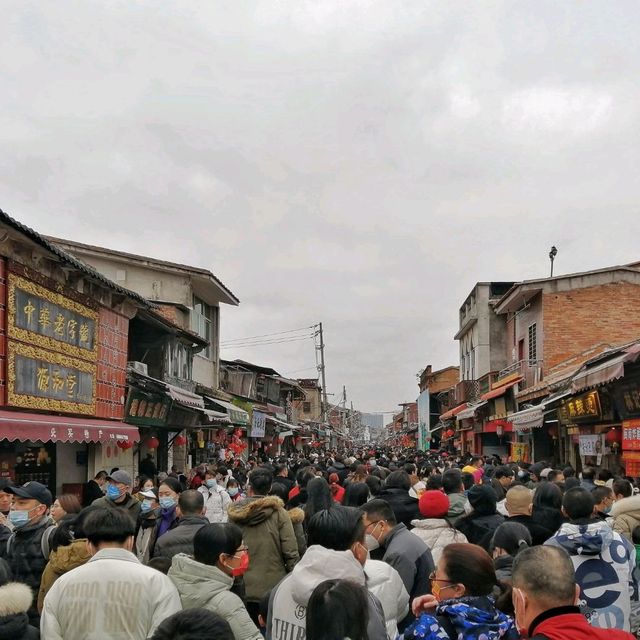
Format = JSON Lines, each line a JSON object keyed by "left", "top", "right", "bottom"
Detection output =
{"left": 160, "top": 477, "right": 182, "bottom": 495}
{"left": 304, "top": 477, "right": 333, "bottom": 522}
{"left": 150, "top": 609, "right": 234, "bottom": 640}
{"left": 307, "top": 506, "right": 365, "bottom": 550}
{"left": 562, "top": 466, "right": 575, "bottom": 478}
{"left": 564, "top": 477, "right": 580, "bottom": 491}
{"left": 268, "top": 482, "right": 289, "bottom": 502}
{"left": 296, "top": 467, "right": 316, "bottom": 489}
{"left": 275, "top": 464, "right": 288, "bottom": 476}
{"left": 193, "top": 523, "right": 243, "bottom": 566}
{"left": 249, "top": 468, "right": 273, "bottom": 495}
{"left": 306, "top": 579, "right": 369, "bottom": 640}
{"left": 614, "top": 478, "right": 633, "bottom": 498}
{"left": 147, "top": 556, "right": 172, "bottom": 575}
{"left": 563, "top": 487, "right": 595, "bottom": 520}
{"left": 494, "top": 466, "right": 514, "bottom": 480}
{"left": 425, "top": 474, "right": 443, "bottom": 491}
{"left": 344, "top": 483, "right": 370, "bottom": 508}
{"left": 632, "top": 525, "right": 640, "bottom": 545}
{"left": 178, "top": 490, "right": 204, "bottom": 516}
{"left": 385, "top": 470, "right": 411, "bottom": 491}
{"left": 581, "top": 466, "right": 595, "bottom": 481}
{"left": 597, "top": 468, "right": 613, "bottom": 482}
{"left": 532, "top": 482, "right": 562, "bottom": 510}
{"left": 490, "top": 522, "right": 532, "bottom": 556}
{"left": 591, "top": 486, "right": 613, "bottom": 505}
{"left": 360, "top": 498, "right": 397, "bottom": 526}
{"left": 50, "top": 514, "right": 78, "bottom": 552}
{"left": 83, "top": 507, "right": 135, "bottom": 545}
{"left": 441, "top": 543, "right": 496, "bottom": 597}
{"left": 364, "top": 475, "right": 381, "bottom": 496}
{"left": 442, "top": 469, "right": 463, "bottom": 495}
{"left": 461, "top": 472, "right": 475, "bottom": 491}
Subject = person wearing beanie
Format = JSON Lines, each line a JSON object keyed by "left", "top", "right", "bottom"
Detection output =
{"left": 328, "top": 473, "right": 345, "bottom": 504}
{"left": 489, "top": 521, "right": 532, "bottom": 582}
{"left": 454, "top": 484, "right": 504, "bottom": 550}
{"left": 410, "top": 491, "right": 467, "bottom": 564}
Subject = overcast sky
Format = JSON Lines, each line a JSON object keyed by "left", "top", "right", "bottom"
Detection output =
{"left": 2, "top": 2, "right": 640, "bottom": 415}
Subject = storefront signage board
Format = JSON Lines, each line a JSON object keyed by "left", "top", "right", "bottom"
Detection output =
{"left": 125, "top": 389, "right": 171, "bottom": 427}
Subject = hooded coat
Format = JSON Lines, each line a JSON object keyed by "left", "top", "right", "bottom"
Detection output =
{"left": 410, "top": 518, "right": 468, "bottom": 564}
{"left": 377, "top": 487, "right": 421, "bottom": 529}
{"left": 446, "top": 493, "right": 470, "bottom": 525}
{"left": 198, "top": 484, "right": 232, "bottom": 524}
{"left": 0, "top": 582, "right": 39, "bottom": 640}
{"left": 227, "top": 496, "right": 299, "bottom": 602}
{"left": 402, "top": 596, "right": 519, "bottom": 640}
{"left": 611, "top": 494, "right": 640, "bottom": 542}
{"left": 364, "top": 558, "right": 410, "bottom": 639}
{"left": 168, "top": 553, "right": 262, "bottom": 640}
{"left": 455, "top": 485, "right": 504, "bottom": 550}
{"left": 37, "top": 539, "right": 91, "bottom": 613}
{"left": 265, "top": 545, "right": 387, "bottom": 640}
{"left": 545, "top": 520, "right": 637, "bottom": 631}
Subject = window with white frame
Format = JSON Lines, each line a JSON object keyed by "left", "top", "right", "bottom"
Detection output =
{"left": 191, "top": 296, "right": 213, "bottom": 359}
{"left": 528, "top": 323, "right": 537, "bottom": 361}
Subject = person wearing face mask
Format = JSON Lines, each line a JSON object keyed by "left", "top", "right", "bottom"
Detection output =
{"left": 199, "top": 465, "right": 232, "bottom": 524}
{"left": 41, "top": 507, "right": 181, "bottom": 639}
{"left": 92, "top": 470, "right": 141, "bottom": 522}
{"left": 135, "top": 487, "right": 161, "bottom": 563}
{"left": 153, "top": 491, "right": 209, "bottom": 561}
{"left": 592, "top": 485, "right": 615, "bottom": 523}
{"left": 226, "top": 479, "right": 245, "bottom": 502}
{"left": 168, "top": 523, "right": 262, "bottom": 640}
{"left": 265, "top": 507, "right": 387, "bottom": 640}
{"left": 361, "top": 499, "right": 434, "bottom": 629}
{"left": 156, "top": 478, "right": 182, "bottom": 540}
{"left": 407, "top": 543, "right": 519, "bottom": 640}
{"left": 2, "top": 481, "right": 55, "bottom": 626}
{"left": 511, "top": 545, "right": 634, "bottom": 639}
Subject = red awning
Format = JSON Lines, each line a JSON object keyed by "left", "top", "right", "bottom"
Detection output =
{"left": 0, "top": 410, "right": 140, "bottom": 444}
{"left": 440, "top": 403, "right": 468, "bottom": 421}
{"left": 571, "top": 343, "right": 640, "bottom": 393}
{"left": 480, "top": 377, "right": 523, "bottom": 401}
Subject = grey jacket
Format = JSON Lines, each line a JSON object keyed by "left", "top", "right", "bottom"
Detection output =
{"left": 169, "top": 553, "right": 262, "bottom": 640}
{"left": 382, "top": 523, "right": 434, "bottom": 601}
{"left": 153, "top": 515, "right": 209, "bottom": 560}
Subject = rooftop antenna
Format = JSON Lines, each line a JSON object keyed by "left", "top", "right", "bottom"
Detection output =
{"left": 549, "top": 246, "right": 558, "bottom": 277}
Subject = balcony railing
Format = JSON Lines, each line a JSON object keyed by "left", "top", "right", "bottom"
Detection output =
{"left": 455, "top": 379, "right": 480, "bottom": 404}
{"left": 498, "top": 359, "right": 543, "bottom": 390}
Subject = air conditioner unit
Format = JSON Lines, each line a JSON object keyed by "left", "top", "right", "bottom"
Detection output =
{"left": 128, "top": 361, "right": 148, "bottom": 376}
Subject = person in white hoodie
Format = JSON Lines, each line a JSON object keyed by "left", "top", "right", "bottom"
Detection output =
{"left": 199, "top": 466, "right": 232, "bottom": 524}
{"left": 41, "top": 508, "right": 181, "bottom": 640}
{"left": 364, "top": 557, "right": 409, "bottom": 638}
{"left": 410, "top": 490, "right": 468, "bottom": 565}
{"left": 266, "top": 507, "right": 387, "bottom": 640}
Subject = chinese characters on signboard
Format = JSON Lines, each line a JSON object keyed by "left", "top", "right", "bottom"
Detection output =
{"left": 7, "top": 342, "right": 96, "bottom": 414}
{"left": 251, "top": 411, "right": 266, "bottom": 438}
{"left": 612, "top": 377, "right": 640, "bottom": 420}
{"left": 8, "top": 273, "right": 98, "bottom": 361}
{"left": 125, "top": 390, "right": 171, "bottom": 427}
{"left": 622, "top": 419, "right": 640, "bottom": 451}
{"left": 559, "top": 391, "right": 602, "bottom": 424}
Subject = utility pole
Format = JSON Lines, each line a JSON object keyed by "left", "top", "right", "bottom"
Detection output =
{"left": 316, "top": 323, "right": 329, "bottom": 424}
{"left": 549, "top": 246, "right": 558, "bottom": 277}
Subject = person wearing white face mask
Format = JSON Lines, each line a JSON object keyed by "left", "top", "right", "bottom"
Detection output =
{"left": 3, "top": 481, "right": 56, "bottom": 627}
{"left": 511, "top": 545, "right": 634, "bottom": 640}
{"left": 199, "top": 465, "right": 232, "bottom": 524}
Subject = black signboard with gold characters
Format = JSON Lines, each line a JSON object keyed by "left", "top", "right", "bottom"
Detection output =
{"left": 7, "top": 341, "right": 97, "bottom": 414}
{"left": 8, "top": 273, "right": 98, "bottom": 361}
{"left": 559, "top": 390, "right": 612, "bottom": 425}
{"left": 125, "top": 389, "right": 172, "bottom": 427}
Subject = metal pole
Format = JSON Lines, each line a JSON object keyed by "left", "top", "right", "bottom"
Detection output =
{"left": 318, "top": 322, "right": 329, "bottom": 424}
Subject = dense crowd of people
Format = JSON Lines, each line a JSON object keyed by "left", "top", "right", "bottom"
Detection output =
{"left": 1, "top": 448, "right": 640, "bottom": 639}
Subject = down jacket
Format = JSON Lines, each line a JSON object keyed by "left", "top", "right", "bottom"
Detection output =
{"left": 168, "top": 553, "right": 262, "bottom": 640}
{"left": 198, "top": 484, "right": 232, "bottom": 524}
{"left": 228, "top": 496, "right": 299, "bottom": 603}
{"left": 410, "top": 518, "right": 468, "bottom": 564}
{"left": 152, "top": 515, "right": 209, "bottom": 560}
{"left": 37, "top": 539, "right": 91, "bottom": 613}
{"left": 0, "top": 580, "right": 39, "bottom": 640}
{"left": 365, "top": 558, "right": 410, "bottom": 639}
{"left": 611, "top": 495, "right": 640, "bottom": 542}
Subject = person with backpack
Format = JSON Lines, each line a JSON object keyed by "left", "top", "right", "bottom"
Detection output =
{"left": 0, "top": 482, "right": 55, "bottom": 626}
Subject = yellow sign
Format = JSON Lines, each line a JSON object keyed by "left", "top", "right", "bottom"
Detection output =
{"left": 511, "top": 442, "right": 530, "bottom": 463}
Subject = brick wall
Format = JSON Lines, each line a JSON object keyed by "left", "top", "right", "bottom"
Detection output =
{"left": 96, "top": 308, "right": 129, "bottom": 420}
{"left": 543, "top": 281, "right": 640, "bottom": 369}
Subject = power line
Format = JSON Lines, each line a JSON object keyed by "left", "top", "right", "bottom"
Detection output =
{"left": 221, "top": 325, "right": 315, "bottom": 345}
{"left": 220, "top": 333, "right": 315, "bottom": 347}
{"left": 220, "top": 335, "right": 315, "bottom": 349}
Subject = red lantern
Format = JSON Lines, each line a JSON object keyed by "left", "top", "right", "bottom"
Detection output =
{"left": 174, "top": 434, "right": 187, "bottom": 447}
{"left": 146, "top": 437, "right": 160, "bottom": 449}
{"left": 606, "top": 428, "right": 621, "bottom": 444}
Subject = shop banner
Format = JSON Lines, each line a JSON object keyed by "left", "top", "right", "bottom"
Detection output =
{"left": 511, "top": 442, "right": 530, "bottom": 463}
{"left": 251, "top": 411, "right": 266, "bottom": 438}
{"left": 579, "top": 434, "right": 607, "bottom": 463}
{"left": 623, "top": 419, "right": 640, "bottom": 451}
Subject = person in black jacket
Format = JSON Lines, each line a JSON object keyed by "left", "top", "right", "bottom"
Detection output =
{"left": 455, "top": 484, "right": 504, "bottom": 550}
{"left": 0, "top": 559, "right": 40, "bottom": 640}
{"left": 81, "top": 470, "right": 107, "bottom": 508}
{"left": 153, "top": 490, "right": 209, "bottom": 560}
{"left": 272, "top": 464, "right": 295, "bottom": 496}
{"left": 377, "top": 471, "right": 420, "bottom": 529}
{"left": 504, "top": 486, "right": 554, "bottom": 546}
{"left": 1, "top": 482, "right": 55, "bottom": 627}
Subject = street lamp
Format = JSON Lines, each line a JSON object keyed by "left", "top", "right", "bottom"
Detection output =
{"left": 549, "top": 246, "right": 558, "bottom": 277}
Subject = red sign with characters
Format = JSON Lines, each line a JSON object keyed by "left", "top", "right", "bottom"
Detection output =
{"left": 622, "top": 419, "right": 640, "bottom": 451}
